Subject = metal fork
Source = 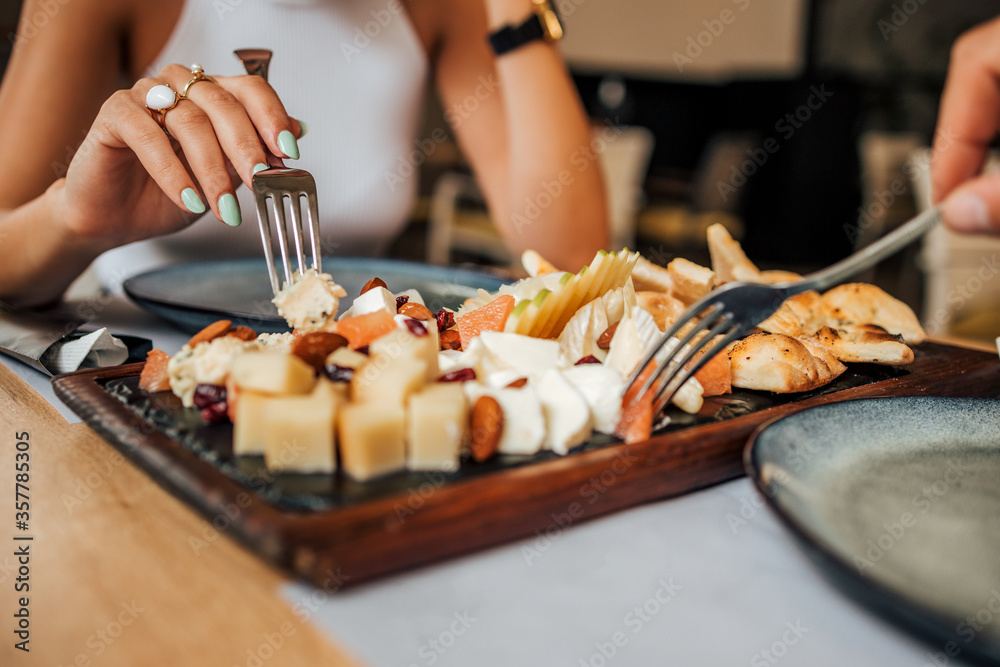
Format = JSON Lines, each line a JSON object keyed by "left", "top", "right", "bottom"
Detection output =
{"left": 627, "top": 205, "right": 942, "bottom": 415}
{"left": 234, "top": 49, "right": 322, "bottom": 295}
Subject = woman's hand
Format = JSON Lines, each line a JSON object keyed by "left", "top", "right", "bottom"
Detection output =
{"left": 932, "top": 16, "right": 1000, "bottom": 235}
{"left": 56, "top": 63, "right": 303, "bottom": 251}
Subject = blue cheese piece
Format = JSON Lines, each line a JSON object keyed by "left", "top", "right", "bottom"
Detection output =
{"left": 272, "top": 269, "right": 347, "bottom": 331}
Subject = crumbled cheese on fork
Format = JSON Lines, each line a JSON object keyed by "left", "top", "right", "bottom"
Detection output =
{"left": 272, "top": 269, "right": 347, "bottom": 331}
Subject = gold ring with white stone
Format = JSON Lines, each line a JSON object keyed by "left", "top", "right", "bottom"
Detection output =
{"left": 180, "top": 63, "right": 218, "bottom": 97}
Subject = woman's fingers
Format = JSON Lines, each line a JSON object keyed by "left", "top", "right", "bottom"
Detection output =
{"left": 159, "top": 97, "right": 244, "bottom": 226}
{"left": 103, "top": 85, "right": 207, "bottom": 219}
{"left": 158, "top": 65, "right": 273, "bottom": 188}
{"left": 217, "top": 74, "right": 302, "bottom": 160}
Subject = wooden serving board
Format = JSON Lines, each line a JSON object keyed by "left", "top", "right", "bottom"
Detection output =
{"left": 52, "top": 342, "right": 1000, "bottom": 589}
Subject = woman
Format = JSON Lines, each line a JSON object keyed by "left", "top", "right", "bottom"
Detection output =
{"left": 0, "top": 0, "right": 608, "bottom": 307}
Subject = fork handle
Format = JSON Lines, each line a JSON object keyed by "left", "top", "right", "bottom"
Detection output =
{"left": 792, "top": 205, "right": 941, "bottom": 295}
{"left": 234, "top": 49, "right": 273, "bottom": 82}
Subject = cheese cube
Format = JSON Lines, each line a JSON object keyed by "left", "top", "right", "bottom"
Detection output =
{"left": 372, "top": 325, "right": 440, "bottom": 382}
{"left": 231, "top": 350, "right": 315, "bottom": 395}
{"left": 260, "top": 379, "right": 340, "bottom": 473}
{"left": 325, "top": 346, "right": 369, "bottom": 371}
{"left": 232, "top": 389, "right": 271, "bottom": 455}
{"left": 339, "top": 286, "right": 396, "bottom": 319}
{"left": 338, "top": 401, "right": 406, "bottom": 481}
{"left": 351, "top": 354, "right": 427, "bottom": 405}
{"left": 407, "top": 383, "right": 468, "bottom": 471}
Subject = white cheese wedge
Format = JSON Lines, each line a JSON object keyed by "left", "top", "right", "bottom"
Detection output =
{"left": 262, "top": 379, "right": 340, "bottom": 473}
{"left": 437, "top": 350, "right": 471, "bottom": 375}
{"left": 537, "top": 369, "right": 592, "bottom": 455}
{"left": 371, "top": 325, "right": 439, "bottom": 383}
{"left": 339, "top": 400, "right": 406, "bottom": 481}
{"left": 464, "top": 383, "right": 545, "bottom": 456}
{"left": 604, "top": 314, "right": 642, "bottom": 380}
{"left": 481, "top": 369, "right": 528, "bottom": 389}
{"left": 562, "top": 364, "right": 624, "bottom": 435}
{"left": 406, "top": 383, "right": 467, "bottom": 472}
{"left": 558, "top": 300, "right": 609, "bottom": 367}
{"left": 230, "top": 350, "right": 316, "bottom": 396}
{"left": 605, "top": 306, "right": 662, "bottom": 380}
{"left": 338, "top": 286, "right": 396, "bottom": 320}
{"left": 351, "top": 355, "right": 427, "bottom": 406}
{"left": 395, "top": 288, "right": 425, "bottom": 306}
{"left": 471, "top": 331, "right": 560, "bottom": 382}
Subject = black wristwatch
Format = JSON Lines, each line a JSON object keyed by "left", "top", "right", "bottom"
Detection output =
{"left": 488, "top": 0, "right": 564, "bottom": 56}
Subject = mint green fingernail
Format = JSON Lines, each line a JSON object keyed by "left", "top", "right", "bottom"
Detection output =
{"left": 252, "top": 163, "right": 268, "bottom": 175}
{"left": 181, "top": 188, "right": 205, "bottom": 214}
{"left": 277, "top": 130, "right": 299, "bottom": 159}
{"left": 219, "top": 193, "right": 242, "bottom": 227}
{"left": 297, "top": 120, "right": 309, "bottom": 139}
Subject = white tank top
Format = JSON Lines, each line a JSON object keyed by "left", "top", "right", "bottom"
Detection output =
{"left": 96, "top": 0, "right": 428, "bottom": 288}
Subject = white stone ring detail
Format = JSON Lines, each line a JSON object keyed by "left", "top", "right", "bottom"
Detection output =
{"left": 144, "top": 84, "right": 180, "bottom": 113}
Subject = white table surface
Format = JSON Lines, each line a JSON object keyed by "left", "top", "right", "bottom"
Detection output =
{"left": 2, "top": 294, "right": 973, "bottom": 667}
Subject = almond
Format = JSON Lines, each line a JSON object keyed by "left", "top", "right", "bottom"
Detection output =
{"left": 505, "top": 377, "right": 528, "bottom": 389}
{"left": 227, "top": 326, "right": 258, "bottom": 342}
{"left": 470, "top": 395, "right": 503, "bottom": 462}
{"left": 597, "top": 321, "right": 619, "bottom": 350}
{"left": 361, "top": 277, "right": 387, "bottom": 294}
{"left": 398, "top": 302, "right": 434, "bottom": 320}
{"left": 439, "top": 329, "right": 462, "bottom": 351}
{"left": 187, "top": 320, "right": 232, "bottom": 348}
{"left": 291, "top": 332, "right": 349, "bottom": 370}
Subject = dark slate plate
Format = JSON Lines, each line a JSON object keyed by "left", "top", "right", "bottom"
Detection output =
{"left": 123, "top": 258, "right": 506, "bottom": 333}
{"left": 746, "top": 397, "right": 1000, "bottom": 664}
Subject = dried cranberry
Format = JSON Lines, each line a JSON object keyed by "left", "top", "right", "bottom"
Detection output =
{"left": 355, "top": 345, "right": 370, "bottom": 355}
{"left": 575, "top": 355, "right": 602, "bottom": 365}
{"left": 437, "top": 368, "right": 477, "bottom": 383}
{"left": 200, "top": 402, "right": 229, "bottom": 425}
{"left": 435, "top": 308, "right": 456, "bottom": 331}
{"left": 324, "top": 363, "right": 355, "bottom": 383}
{"left": 404, "top": 318, "right": 428, "bottom": 337}
{"left": 193, "top": 383, "right": 227, "bottom": 409}
{"left": 395, "top": 295, "right": 410, "bottom": 310}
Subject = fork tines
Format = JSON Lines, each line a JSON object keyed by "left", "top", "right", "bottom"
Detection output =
{"left": 629, "top": 300, "right": 740, "bottom": 415}
{"left": 251, "top": 168, "right": 322, "bottom": 296}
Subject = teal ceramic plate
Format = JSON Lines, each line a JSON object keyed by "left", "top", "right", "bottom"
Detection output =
{"left": 123, "top": 258, "right": 506, "bottom": 333}
{"left": 746, "top": 397, "right": 1000, "bottom": 664}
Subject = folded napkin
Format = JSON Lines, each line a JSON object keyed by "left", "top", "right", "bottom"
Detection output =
{"left": 0, "top": 308, "right": 150, "bottom": 376}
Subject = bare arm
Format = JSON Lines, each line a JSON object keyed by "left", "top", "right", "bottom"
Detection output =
{"left": 432, "top": 0, "right": 609, "bottom": 270}
{"left": 931, "top": 16, "right": 1000, "bottom": 235}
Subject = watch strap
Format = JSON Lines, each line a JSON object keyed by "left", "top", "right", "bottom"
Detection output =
{"left": 488, "top": 14, "right": 546, "bottom": 56}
